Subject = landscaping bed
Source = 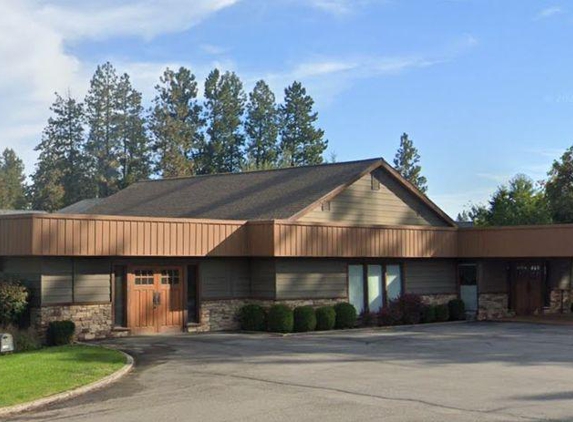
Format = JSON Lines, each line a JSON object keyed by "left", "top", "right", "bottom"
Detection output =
{"left": 0, "top": 345, "right": 126, "bottom": 408}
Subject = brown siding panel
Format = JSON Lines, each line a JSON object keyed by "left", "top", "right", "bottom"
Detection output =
{"left": 275, "top": 259, "right": 347, "bottom": 300}
{"left": 405, "top": 260, "right": 457, "bottom": 295}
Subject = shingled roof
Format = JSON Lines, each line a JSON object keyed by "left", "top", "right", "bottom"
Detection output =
{"left": 61, "top": 158, "right": 454, "bottom": 225}
{"left": 64, "top": 159, "right": 382, "bottom": 220}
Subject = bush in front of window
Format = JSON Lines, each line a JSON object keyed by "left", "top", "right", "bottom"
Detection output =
{"left": 435, "top": 304, "right": 450, "bottom": 322}
{"left": 293, "top": 306, "right": 317, "bottom": 332}
{"left": 448, "top": 299, "right": 466, "bottom": 321}
{"left": 47, "top": 320, "right": 76, "bottom": 346}
{"left": 267, "top": 304, "right": 294, "bottom": 333}
{"left": 392, "top": 294, "right": 424, "bottom": 325}
{"left": 334, "top": 303, "right": 357, "bottom": 329}
{"left": 315, "top": 306, "right": 336, "bottom": 330}
{"left": 0, "top": 278, "right": 28, "bottom": 327}
{"left": 378, "top": 307, "right": 400, "bottom": 326}
{"left": 239, "top": 304, "right": 267, "bottom": 331}
{"left": 420, "top": 305, "right": 437, "bottom": 323}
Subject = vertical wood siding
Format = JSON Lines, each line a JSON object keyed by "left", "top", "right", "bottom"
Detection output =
{"left": 274, "top": 222, "right": 458, "bottom": 258}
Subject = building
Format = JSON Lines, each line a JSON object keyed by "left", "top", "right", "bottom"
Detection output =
{"left": 0, "top": 158, "right": 570, "bottom": 339}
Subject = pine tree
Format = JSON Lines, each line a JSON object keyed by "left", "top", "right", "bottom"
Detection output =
{"left": 85, "top": 62, "right": 121, "bottom": 197}
{"left": 546, "top": 146, "right": 573, "bottom": 223}
{"left": 30, "top": 93, "right": 93, "bottom": 211}
{"left": 393, "top": 132, "right": 428, "bottom": 194}
{"left": 245, "top": 80, "right": 278, "bottom": 169}
{"left": 279, "top": 81, "right": 327, "bottom": 167}
{"left": 149, "top": 67, "right": 204, "bottom": 178}
{"left": 201, "top": 69, "right": 246, "bottom": 174}
{"left": 115, "top": 73, "right": 151, "bottom": 187}
{"left": 0, "top": 149, "right": 27, "bottom": 209}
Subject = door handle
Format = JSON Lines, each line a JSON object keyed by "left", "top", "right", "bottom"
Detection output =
{"left": 153, "top": 292, "right": 161, "bottom": 308}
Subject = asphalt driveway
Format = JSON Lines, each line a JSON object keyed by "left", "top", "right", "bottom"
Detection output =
{"left": 7, "top": 322, "right": 573, "bottom": 422}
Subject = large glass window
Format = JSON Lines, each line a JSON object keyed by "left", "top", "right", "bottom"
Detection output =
{"left": 386, "top": 265, "right": 402, "bottom": 301}
{"left": 367, "top": 265, "right": 384, "bottom": 313}
{"left": 349, "top": 265, "right": 365, "bottom": 314}
{"left": 348, "top": 263, "right": 403, "bottom": 314}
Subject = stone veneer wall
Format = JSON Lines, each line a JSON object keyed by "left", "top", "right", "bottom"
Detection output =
{"left": 419, "top": 294, "right": 457, "bottom": 306}
{"left": 477, "top": 293, "right": 511, "bottom": 320}
{"left": 190, "top": 298, "right": 347, "bottom": 332}
{"left": 32, "top": 304, "right": 112, "bottom": 341}
{"left": 547, "top": 289, "right": 572, "bottom": 314}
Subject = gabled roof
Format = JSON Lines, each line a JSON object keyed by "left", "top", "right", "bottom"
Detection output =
{"left": 58, "top": 198, "right": 103, "bottom": 214}
{"left": 63, "top": 158, "right": 455, "bottom": 226}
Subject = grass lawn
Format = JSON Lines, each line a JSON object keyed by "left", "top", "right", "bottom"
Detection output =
{"left": 0, "top": 345, "right": 126, "bottom": 408}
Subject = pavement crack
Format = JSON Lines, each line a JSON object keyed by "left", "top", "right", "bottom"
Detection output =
{"left": 190, "top": 370, "right": 539, "bottom": 421}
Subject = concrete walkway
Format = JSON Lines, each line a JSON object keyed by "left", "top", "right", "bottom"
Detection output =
{"left": 7, "top": 322, "right": 573, "bottom": 422}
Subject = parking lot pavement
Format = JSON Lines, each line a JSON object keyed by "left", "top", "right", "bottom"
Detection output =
{"left": 7, "top": 322, "right": 573, "bottom": 422}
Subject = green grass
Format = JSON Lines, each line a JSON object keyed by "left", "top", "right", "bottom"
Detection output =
{"left": 0, "top": 345, "right": 126, "bottom": 408}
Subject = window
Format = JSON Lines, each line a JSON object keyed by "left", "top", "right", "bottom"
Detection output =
{"left": 321, "top": 201, "right": 331, "bottom": 212}
{"left": 349, "top": 265, "right": 365, "bottom": 314}
{"left": 161, "top": 269, "right": 180, "bottom": 285}
{"left": 134, "top": 269, "right": 154, "bottom": 285}
{"left": 371, "top": 174, "right": 380, "bottom": 190}
{"left": 348, "top": 264, "right": 403, "bottom": 314}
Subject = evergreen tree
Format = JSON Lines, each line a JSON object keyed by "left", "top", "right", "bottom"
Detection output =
{"left": 279, "top": 81, "right": 327, "bottom": 167}
{"left": 115, "top": 73, "right": 151, "bottom": 187}
{"left": 149, "top": 67, "right": 203, "bottom": 178}
{"left": 0, "top": 149, "right": 27, "bottom": 209}
{"left": 201, "top": 69, "right": 246, "bottom": 174}
{"left": 85, "top": 62, "right": 121, "bottom": 197}
{"left": 30, "top": 93, "right": 93, "bottom": 211}
{"left": 469, "top": 174, "right": 551, "bottom": 226}
{"left": 546, "top": 146, "right": 573, "bottom": 223}
{"left": 393, "top": 133, "right": 428, "bottom": 194}
{"left": 245, "top": 80, "right": 278, "bottom": 169}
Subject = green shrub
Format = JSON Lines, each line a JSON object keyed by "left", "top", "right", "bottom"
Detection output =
{"left": 334, "top": 303, "right": 357, "bottom": 329}
{"left": 420, "top": 305, "right": 436, "bottom": 323}
{"left": 239, "top": 304, "right": 267, "bottom": 331}
{"left": 267, "top": 305, "right": 293, "bottom": 333}
{"left": 293, "top": 306, "right": 317, "bottom": 332}
{"left": 47, "top": 320, "right": 76, "bottom": 346}
{"left": 315, "top": 306, "right": 336, "bottom": 331}
{"left": 435, "top": 304, "right": 449, "bottom": 322}
{"left": 448, "top": 299, "right": 466, "bottom": 321}
{"left": 0, "top": 279, "right": 28, "bottom": 326}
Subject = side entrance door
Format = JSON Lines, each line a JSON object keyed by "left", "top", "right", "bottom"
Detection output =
{"left": 127, "top": 266, "right": 185, "bottom": 334}
{"left": 512, "top": 263, "right": 545, "bottom": 315}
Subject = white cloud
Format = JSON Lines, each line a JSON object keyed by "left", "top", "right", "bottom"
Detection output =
{"left": 535, "top": 6, "right": 564, "bottom": 20}
{"left": 307, "top": 0, "right": 382, "bottom": 15}
{"left": 0, "top": 0, "right": 238, "bottom": 174}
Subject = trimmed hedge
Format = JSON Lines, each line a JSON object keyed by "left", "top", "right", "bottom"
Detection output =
{"left": 334, "top": 303, "right": 357, "bottom": 329}
{"left": 293, "top": 306, "right": 317, "bottom": 332}
{"left": 267, "top": 304, "right": 294, "bottom": 333}
{"left": 435, "top": 304, "right": 450, "bottom": 322}
{"left": 239, "top": 304, "right": 266, "bottom": 331}
{"left": 448, "top": 299, "right": 466, "bottom": 321}
{"left": 315, "top": 306, "right": 336, "bottom": 331}
{"left": 420, "top": 305, "right": 436, "bottom": 323}
{"left": 47, "top": 320, "right": 76, "bottom": 346}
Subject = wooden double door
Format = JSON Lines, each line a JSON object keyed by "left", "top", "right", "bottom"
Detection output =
{"left": 511, "top": 263, "right": 545, "bottom": 316}
{"left": 127, "top": 266, "right": 185, "bottom": 334}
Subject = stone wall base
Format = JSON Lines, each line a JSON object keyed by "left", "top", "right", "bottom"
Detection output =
{"left": 31, "top": 304, "right": 112, "bottom": 341}
{"left": 477, "top": 293, "right": 512, "bottom": 320}
{"left": 191, "top": 298, "right": 347, "bottom": 332}
{"left": 419, "top": 294, "right": 457, "bottom": 306}
{"left": 546, "top": 289, "right": 572, "bottom": 314}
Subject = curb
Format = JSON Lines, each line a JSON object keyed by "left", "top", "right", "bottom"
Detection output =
{"left": 0, "top": 345, "right": 134, "bottom": 418}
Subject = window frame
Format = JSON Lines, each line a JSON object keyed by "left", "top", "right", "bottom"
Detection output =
{"left": 347, "top": 261, "right": 405, "bottom": 314}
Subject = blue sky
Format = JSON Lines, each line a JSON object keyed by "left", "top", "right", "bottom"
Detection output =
{"left": 1, "top": 0, "right": 572, "bottom": 217}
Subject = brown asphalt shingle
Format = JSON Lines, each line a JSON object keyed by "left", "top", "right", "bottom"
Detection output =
{"left": 72, "top": 158, "right": 383, "bottom": 220}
